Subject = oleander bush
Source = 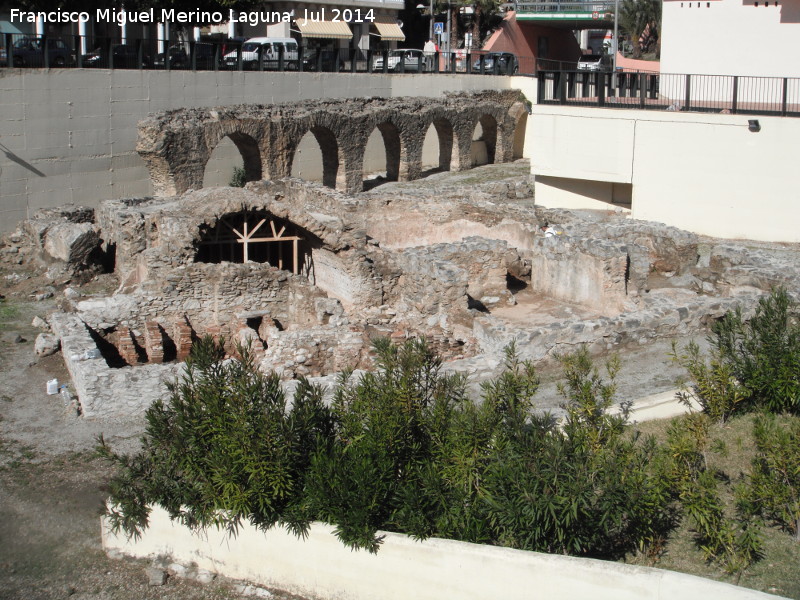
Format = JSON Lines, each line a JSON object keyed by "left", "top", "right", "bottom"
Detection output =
{"left": 101, "top": 337, "right": 747, "bottom": 566}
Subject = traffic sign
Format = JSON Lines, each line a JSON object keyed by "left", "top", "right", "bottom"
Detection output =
{"left": 434, "top": 22, "right": 444, "bottom": 34}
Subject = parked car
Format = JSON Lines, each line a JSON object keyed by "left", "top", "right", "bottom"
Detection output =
{"left": 373, "top": 49, "right": 425, "bottom": 72}
{"left": 577, "top": 54, "right": 612, "bottom": 72}
{"left": 9, "top": 37, "right": 72, "bottom": 67}
{"left": 82, "top": 44, "right": 151, "bottom": 68}
{"left": 302, "top": 49, "right": 341, "bottom": 72}
{"left": 472, "top": 52, "right": 518, "bottom": 74}
{"left": 223, "top": 37, "right": 298, "bottom": 70}
{"left": 154, "top": 43, "right": 217, "bottom": 69}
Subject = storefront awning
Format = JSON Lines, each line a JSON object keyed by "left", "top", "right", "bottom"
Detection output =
{"left": 294, "top": 18, "right": 352, "bottom": 40}
{"left": 371, "top": 16, "right": 405, "bottom": 42}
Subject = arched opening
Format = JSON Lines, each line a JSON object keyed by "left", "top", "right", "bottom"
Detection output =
{"left": 291, "top": 131, "right": 324, "bottom": 183}
{"left": 194, "top": 210, "right": 316, "bottom": 277}
{"left": 290, "top": 126, "right": 339, "bottom": 189}
{"left": 420, "top": 118, "right": 454, "bottom": 176}
{"left": 471, "top": 115, "right": 498, "bottom": 166}
{"left": 202, "top": 132, "right": 262, "bottom": 188}
{"left": 512, "top": 111, "right": 528, "bottom": 159}
{"left": 420, "top": 123, "right": 440, "bottom": 175}
{"left": 362, "top": 122, "right": 401, "bottom": 191}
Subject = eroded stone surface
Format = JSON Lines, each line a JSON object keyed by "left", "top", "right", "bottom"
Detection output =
{"left": 14, "top": 159, "right": 799, "bottom": 419}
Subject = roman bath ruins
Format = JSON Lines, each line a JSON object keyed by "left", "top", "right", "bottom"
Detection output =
{"left": 5, "top": 90, "right": 799, "bottom": 419}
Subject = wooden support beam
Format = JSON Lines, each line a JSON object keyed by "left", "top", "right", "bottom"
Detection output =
{"left": 236, "top": 236, "right": 302, "bottom": 243}
{"left": 243, "top": 220, "right": 249, "bottom": 263}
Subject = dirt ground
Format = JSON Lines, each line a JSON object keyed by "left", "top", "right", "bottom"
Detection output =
{"left": 0, "top": 271, "right": 310, "bottom": 600}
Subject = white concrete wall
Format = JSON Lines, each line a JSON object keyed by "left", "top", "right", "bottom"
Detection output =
{"left": 0, "top": 70, "right": 534, "bottom": 233}
{"left": 102, "top": 506, "right": 784, "bottom": 600}
{"left": 661, "top": 0, "right": 800, "bottom": 79}
{"left": 531, "top": 105, "right": 800, "bottom": 243}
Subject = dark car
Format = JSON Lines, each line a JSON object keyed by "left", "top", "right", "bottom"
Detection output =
{"left": 82, "top": 44, "right": 151, "bottom": 69}
{"left": 10, "top": 37, "right": 72, "bottom": 67}
{"left": 302, "top": 49, "right": 341, "bottom": 72}
{"left": 154, "top": 43, "right": 218, "bottom": 69}
{"left": 472, "top": 52, "right": 517, "bottom": 74}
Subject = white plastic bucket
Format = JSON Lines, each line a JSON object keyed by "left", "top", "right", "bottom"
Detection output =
{"left": 46, "top": 378, "right": 59, "bottom": 395}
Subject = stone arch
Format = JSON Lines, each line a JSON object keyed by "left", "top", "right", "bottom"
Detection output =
{"left": 203, "top": 131, "right": 263, "bottom": 187}
{"left": 418, "top": 113, "right": 458, "bottom": 174}
{"left": 472, "top": 113, "right": 499, "bottom": 165}
{"left": 362, "top": 121, "right": 403, "bottom": 189}
{"left": 509, "top": 102, "right": 529, "bottom": 160}
{"left": 289, "top": 125, "right": 341, "bottom": 190}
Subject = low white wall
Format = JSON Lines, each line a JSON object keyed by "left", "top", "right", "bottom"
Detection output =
{"left": 0, "top": 70, "right": 535, "bottom": 232}
{"left": 102, "top": 506, "right": 784, "bottom": 600}
{"left": 531, "top": 105, "right": 800, "bottom": 243}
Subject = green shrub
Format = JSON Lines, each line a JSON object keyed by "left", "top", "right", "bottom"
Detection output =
{"left": 664, "top": 413, "right": 763, "bottom": 578}
{"left": 229, "top": 166, "right": 247, "bottom": 187}
{"left": 99, "top": 339, "right": 681, "bottom": 561}
{"left": 482, "top": 346, "right": 677, "bottom": 559}
{"left": 671, "top": 341, "right": 748, "bottom": 424}
{"left": 712, "top": 287, "right": 800, "bottom": 414}
{"left": 740, "top": 413, "right": 800, "bottom": 542}
{"left": 98, "top": 336, "right": 331, "bottom": 539}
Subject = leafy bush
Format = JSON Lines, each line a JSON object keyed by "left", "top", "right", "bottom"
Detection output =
{"left": 712, "top": 288, "right": 800, "bottom": 414}
{"left": 664, "top": 413, "right": 762, "bottom": 577}
{"left": 673, "top": 288, "right": 800, "bottom": 418}
{"left": 229, "top": 166, "right": 247, "bottom": 188}
{"left": 739, "top": 413, "right": 800, "bottom": 542}
{"left": 98, "top": 336, "right": 332, "bottom": 539}
{"left": 671, "top": 341, "right": 748, "bottom": 424}
{"left": 303, "top": 337, "right": 469, "bottom": 551}
{"left": 99, "top": 339, "right": 681, "bottom": 561}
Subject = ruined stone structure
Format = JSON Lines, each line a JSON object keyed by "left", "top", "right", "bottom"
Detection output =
{"left": 8, "top": 90, "right": 798, "bottom": 419}
{"left": 137, "top": 91, "right": 525, "bottom": 196}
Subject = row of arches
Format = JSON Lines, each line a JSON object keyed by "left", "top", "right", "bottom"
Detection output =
{"left": 138, "top": 93, "right": 527, "bottom": 197}
{"left": 204, "top": 119, "right": 500, "bottom": 190}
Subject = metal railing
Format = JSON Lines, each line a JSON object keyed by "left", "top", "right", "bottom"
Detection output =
{"left": 0, "top": 32, "right": 532, "bottom": 76}
{"left": 513, "top": 1, "right": 613, "bottom": 13}
{"left": 537, "top": 69, "right": 800, "bottom": 117}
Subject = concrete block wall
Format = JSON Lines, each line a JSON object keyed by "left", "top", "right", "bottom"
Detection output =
{"left": 530, "top": 105, "right": 800, "bottom": 243}
{"left": 0, "top": 70, "right": 536, "bottom": 233}
{"left": 102, "top": 506, "right": 785, "bottom": 600}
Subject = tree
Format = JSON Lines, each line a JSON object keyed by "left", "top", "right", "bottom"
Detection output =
{"left": 618, "top": 0, "right": 661, "bottom": 58}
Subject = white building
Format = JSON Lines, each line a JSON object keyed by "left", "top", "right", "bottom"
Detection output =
{"left": 660, "top": 0, "right": 800, "bottom": 78}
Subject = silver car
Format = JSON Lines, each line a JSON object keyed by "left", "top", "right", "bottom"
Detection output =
{"left": 373, "top": 49, "right": 425, "bottom": 72}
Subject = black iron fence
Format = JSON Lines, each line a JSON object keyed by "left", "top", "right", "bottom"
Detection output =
{"left": 537, "top": 69, "right": 800, "bottom": 117}
{"left": 0, "top": 32, "right": 532, "bottom": 75}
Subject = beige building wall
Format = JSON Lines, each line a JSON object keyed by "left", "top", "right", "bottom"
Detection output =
{"left": 531, "top": 105, "right": 800, "bottom": 243}
{"left": 660, "top": 0, "right": 800, "bottom": 78}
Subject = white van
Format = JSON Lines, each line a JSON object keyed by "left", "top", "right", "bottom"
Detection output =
{"left": 223, "top": 37, "right": 299, "bottom": 69}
